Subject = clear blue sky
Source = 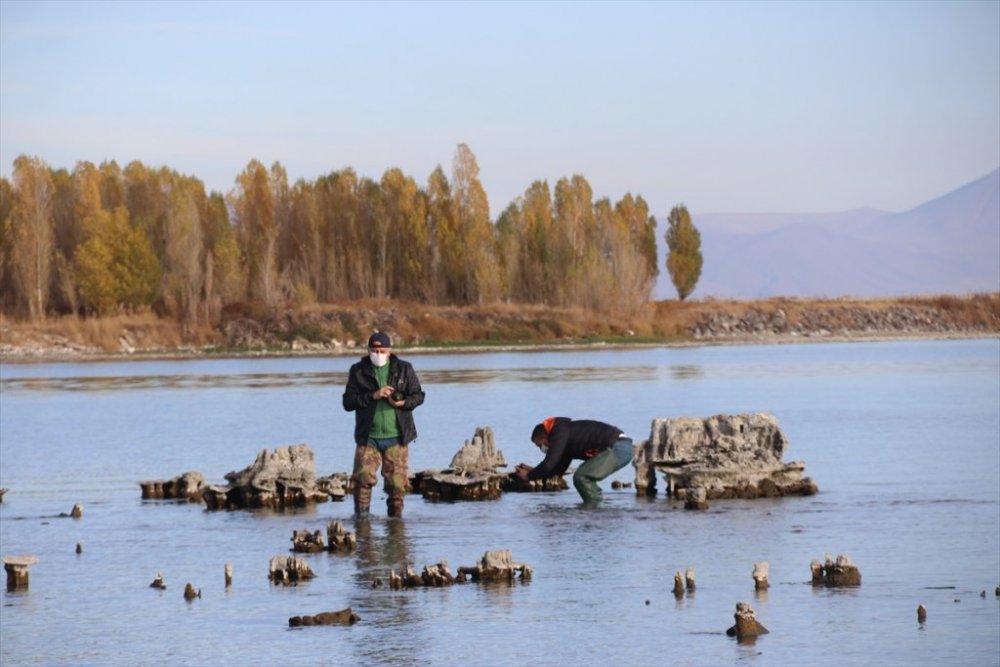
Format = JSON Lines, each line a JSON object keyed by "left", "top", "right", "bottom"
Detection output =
{"left": 1, "top": 0, "right": 997, "bottom": 217}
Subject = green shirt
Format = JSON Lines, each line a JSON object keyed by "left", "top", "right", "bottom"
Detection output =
{"left": 370, "top": 362, "right": 400, "bottom": 439}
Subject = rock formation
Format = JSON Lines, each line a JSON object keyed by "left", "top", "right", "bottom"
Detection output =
{"left": 202, "top": 444, "right": 330, "bottom": 510}
{"left": 3, "top": 555, "right": 38, "bottom": 591}
{"left": 290, "top": 529, "right": 326, "bottom": 553}
{"left": 326, "top": 521, "right": 356, "bottom": 553}
{"left": 633, "top": 413, "right": 818, "bottom": 500}
{"left": 289, "top": 522, "right": 355, "bottom": 554}
{"left": 726, "top": 601, "right": 769, "bottom": 640}
{"left": 386, "top": 550, "right": 532, "bottom": 589}
{"left": 410, "top": 427, "right": 508, "bottom": 501}
{"left": 753, "top": 562, "right": 769, "bottom": 591}
{"left": 389, "top": 561, "right": 456, "bottom": 589}
{"left": 411, "top": 426, "right": 568, "bottom": 501}
{"left": 183, "top": 582, "right": 201, "bottom": 600}
{"left": 139, "top": 472, "right": 205, "bottom": 501}
{"left": 269, "top": 555, "right": 316, "bottom": 585}
{"left": 811, "top": 553, "right": 861, "bottom": 587}
{"left": 316, "top": 472, "right": 350, "bottom": 501}
{"left": 456, "top": 549, "right": 532, "bottom": 583}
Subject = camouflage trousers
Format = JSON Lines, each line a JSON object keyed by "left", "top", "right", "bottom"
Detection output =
{"left": 352, "top": 442, "right": 409, "bottom": 517}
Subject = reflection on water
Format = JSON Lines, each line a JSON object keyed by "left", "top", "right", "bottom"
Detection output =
{"left": 0, "top": 365, "right": 659, "bottom": 392}
{"left": 669, "top": 364, "right": 703, "bottom": 380}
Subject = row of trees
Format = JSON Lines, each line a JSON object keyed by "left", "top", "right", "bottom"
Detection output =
{"left": 0, "top": 144, "right": 701, "bottom": 325}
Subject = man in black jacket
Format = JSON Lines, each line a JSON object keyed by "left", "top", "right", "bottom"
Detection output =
{"left": 515, "top": 417, "right": 633, "bottom": 504}
{"left": 343, "top": 332, "right": 425, "bottom": 518}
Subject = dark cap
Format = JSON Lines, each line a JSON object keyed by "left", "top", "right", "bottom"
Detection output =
{"left": 367, "top": 332, "right": 392, "bottom": 349}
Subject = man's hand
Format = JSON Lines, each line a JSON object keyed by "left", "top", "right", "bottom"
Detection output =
{"left": 515, "top": 463, "right": 532, "bottom": 481}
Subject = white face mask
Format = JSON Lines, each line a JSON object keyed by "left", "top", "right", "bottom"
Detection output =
{"left": 369, "top": 351, "right": 389, "bottom": 367}
{"left": 539, "top": 445, "right": 549, "bottom": 454}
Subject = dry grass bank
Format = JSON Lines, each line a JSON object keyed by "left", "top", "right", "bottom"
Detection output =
{"left": 1, "top": 293, "right": 998, "bottom": 359}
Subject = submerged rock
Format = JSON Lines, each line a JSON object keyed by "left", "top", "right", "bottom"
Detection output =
{"left": 633, "top": 413, "right": 818, "bottom": 500}
{"left": 289, "top": 608, "right": 360, "bottom": 626}
{"left": 3, "top": 555, "right": 38, "bottom": 591}
{"left": 326, "top": 521, "right": 356, "bottom": 553}
{"left": 316, "top": 472, "right": 351, "bottom": 501}
{"left": 387, "top": 550, "right": 532, "bottom": 589}
{"left": 389, "top": 561, "right": 456, "bottom": 589}
{"left": 457, "top": 549, "right": 532, "bottom": 583}
{"left": 269, "top": 555, "right": 316, "bottom": 585}
{"left": 811, "top": 553, "right": 861, "bottom": 587}
{"left": 183, "top": 582, "right": 201, "bottom": 600}
{"left": 290, "top": 529, "right": 326, "bottom": 553}
{"left": 202, "top": 444, "right": 330, "bottom": 510}
{"left": 726, "top": 601, "right": 769, "bottom": 640}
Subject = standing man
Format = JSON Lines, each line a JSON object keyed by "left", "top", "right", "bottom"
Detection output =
{"left": 343, "top": 332, "right": 425, "bottom": 518}
{"left": 515, "top": 417, "right": 633, "bottom": 505}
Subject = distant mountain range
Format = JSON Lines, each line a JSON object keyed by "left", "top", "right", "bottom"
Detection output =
{"left": 654, "top": 168, "right": 1000, "bottom": 300}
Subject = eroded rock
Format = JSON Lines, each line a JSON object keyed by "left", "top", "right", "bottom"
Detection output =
{"left": 326, "top": 521, "right": 356, "bottom": 553}
{"left": 389, "top": 561, "right": 456, "bottom": 589}
{"left": 811, "top": 553, "right": 861, "bottom": 587}
{"left": 203, "top": 444, "right": 330, "bottom": 510}
{"left": 726, "top": 601, "right": 769, "bottom": 639}
{"left": 269, "top": 555, "right": 316, "bottom": 585}
{"left": 411, "top": 427, "right": 509, "bottom": 501}
{"left": 291, "top": 529, "right": 326, "bottom": 553}
{"left": 316, "top": 472, "right": 351, "bottom": 501}
{"left": 633, "top": 413, "right": 818, "bottom": 500}
{"left": 139, "top": 472, "right": 205, "bottom": 501}
{"left": 3, "top": 555, "right": 38, "bottom": 591}
{"left": 753, "top": 562, "right": 769, "bottom": 591}
{"left": 457, "top": 549, "right": 532, "bottom": 583}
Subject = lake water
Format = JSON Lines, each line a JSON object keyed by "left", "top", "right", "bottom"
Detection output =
{"left": 1, "top": 339, "right": 998, "bottom": 666}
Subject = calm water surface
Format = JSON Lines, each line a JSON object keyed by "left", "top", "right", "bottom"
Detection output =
{"left": 1, "top": 339, "right": 998, "bottom": 666}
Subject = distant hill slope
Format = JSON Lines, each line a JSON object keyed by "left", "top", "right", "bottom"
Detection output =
{"left": 655, "top": 169, "right": 1000, "bottom": 299}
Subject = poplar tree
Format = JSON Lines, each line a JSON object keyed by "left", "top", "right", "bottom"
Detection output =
{"left": 380, "top": 168, "right": 430, "bottom": 301}
{"left": 201, "top": 192, "right": 243, "bottom": 320}
{"left": 285, "top": 180, "right": 323, "bottom": 303}
{"left": 425, "top": 166, "right": 456, "bottom": 303}
{"left": 163, "top": 178, "right": 204, "bottom": 325}
{"left": 0, "top": 177, "right": 14, "bottom": 312}
{"left": 229, "top": 160, "right": 278, "bottom": 304}
{"left": 451, "top": 143, "right": 498, "bottom": 303}
{"left": 665, "top": 204, "right": 702, "bottom": 301}
{"left": 10, "top": 156, "right": 55, "bottom": 320}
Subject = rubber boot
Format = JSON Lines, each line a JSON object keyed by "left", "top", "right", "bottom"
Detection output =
{"left": 354, "top": 486, "right": 372, "bottom": 519}
{"left": 387, "top": 494, "right": 404, "bottom": 518}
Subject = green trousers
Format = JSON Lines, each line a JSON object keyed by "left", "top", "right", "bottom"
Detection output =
{"left": 572, "top": 438, "right": 633, "bottom": 504}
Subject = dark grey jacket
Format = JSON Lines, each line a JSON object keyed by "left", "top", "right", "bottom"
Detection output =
{"left": 527, "top": 418, "right": 624, "bottom": 480}
{"left": 342, "top": 354, "right": 425, "bottom": 445}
